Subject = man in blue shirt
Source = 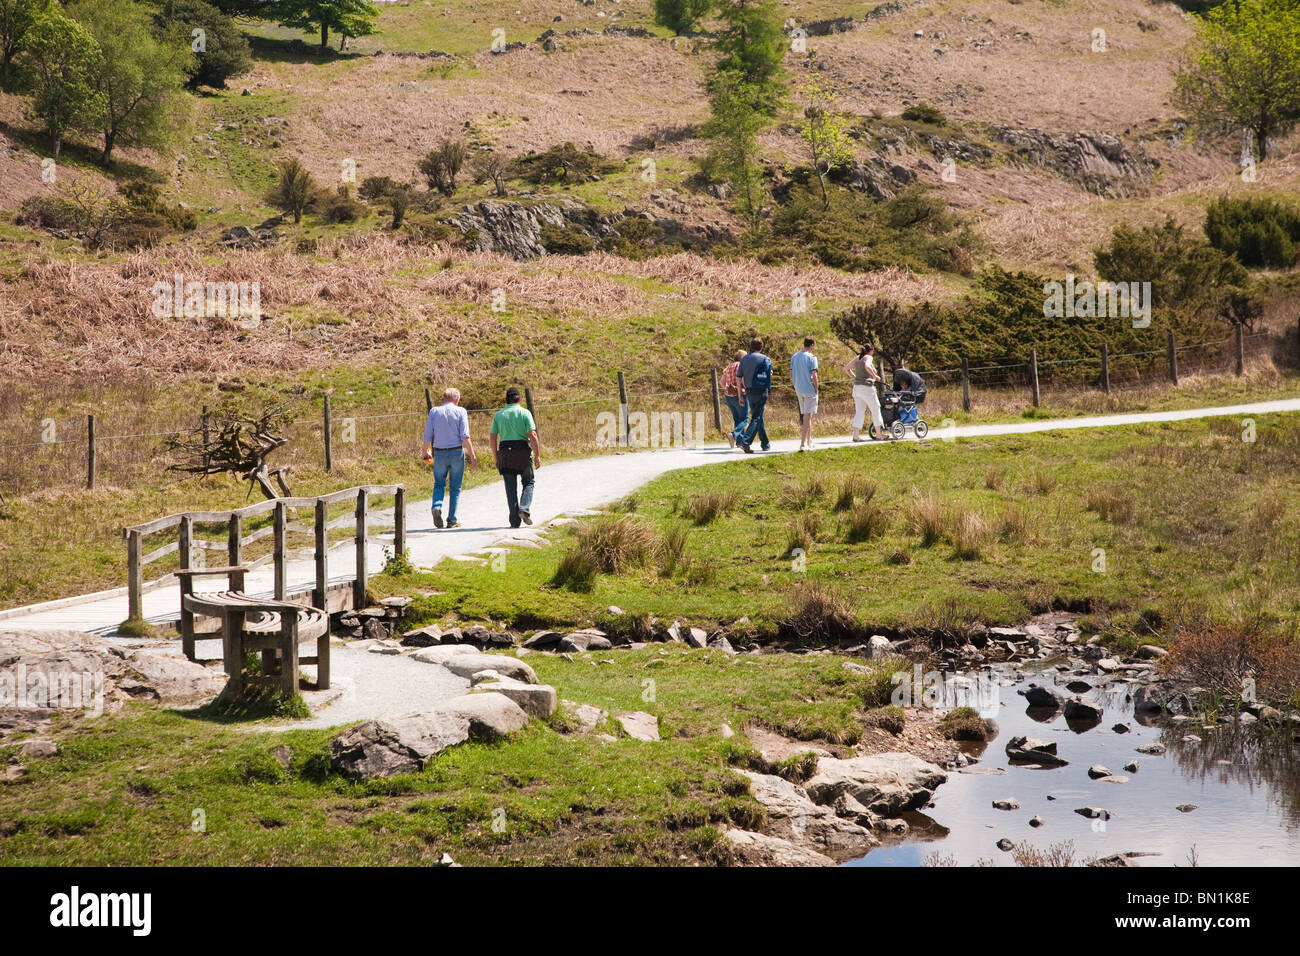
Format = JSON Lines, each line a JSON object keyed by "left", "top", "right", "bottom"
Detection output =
{"left": 734, "top": 338, "right": 773, "bottom": 454}
{"left": 422, "top": 387, "right": 479, "bottom": 528}
{"left": 790, "top": 336, "right": 819, "bottom": 451}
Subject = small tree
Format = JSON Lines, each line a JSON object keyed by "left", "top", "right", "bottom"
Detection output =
{"left": 277, "top": 0, "right": 378, "bottom": 51}
{"left": 20, "top": 4, "right": 103, "bottom": 157}
{"left": 389, "top": 185, "right": 410, "bottom": 229}
{"left": 653, "top": 0, "right": 713, "bottom": 35}
{"left": 798, "top": 76, "right": 854, "bottom": 210}
{"left": 0, "top": 0, "right": 44, "bottom": 89}
{"left": 419, "top": 139, "right": 468, "bottom": 196}
{"left": 160, "top": 0, "right": 252, "bottom": 91}
{"left": 266, "top": 157, "right": 315, "bottom": 223}
{"left": 709, "top": 0, "right": 787, "bottom": 118}
{"left": 831, "top": 298, "right": 942, "bottom": 371}
{"left": 71, "top": 0, "right": 192, "bottom": 164}
{"left": 1173, "top": 0, "right": 1300, "bottom": 161}
{"left": 702, "top": 70, "right": 767, "bottom": 228}
{"left": 472, "top": 152, "right": 510, "bottom": 196}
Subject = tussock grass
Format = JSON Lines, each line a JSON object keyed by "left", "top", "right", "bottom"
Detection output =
{"left": 846, "top": 501, "right": 890, "bottom": 543}
{"left": 684, "top": 490, "right": 738, "bottom": 525}
{"left": 1085, "top": 484, "right": 1135, "bottom": 523}
{"left": 997, "top": 502, "right": 1029, "bottom": 542}
{"left": 984, "top": 466, "right": 1005, "bottom": 490}
{"left": 1023, "top": 468, "right": 1057, "bottom": 496}
{"left": 946, "top": 506, "right": 991, "bottom": 561}
{"left": 786, "top": 511, "right": 823, "bottom": 556}
{"left": 835, "top": 474, "right": 877, "bottom": 511}
{"left": 780, "top": 580, "right": 859, "bottom": 644}
{"left": 905, "top": 490, "right": 945, "bottom": 546}
{"left": 863, "top": 705, "right": 905, "bottom": 735}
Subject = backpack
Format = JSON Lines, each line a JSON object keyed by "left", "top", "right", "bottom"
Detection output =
{"left": 750, "top": 355, "right": 772, "bottom": 392}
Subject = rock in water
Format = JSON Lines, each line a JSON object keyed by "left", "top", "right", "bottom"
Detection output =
{"left": 1088, "top": 764, "right": 1112, "bottom": 779}
{"left": 1005, "top": 735, "right": 1069, "bottom": 766}
{"left": 992, "top": 798, "right": 1020, "bottom": 810}
{"left": 1063, "top": 697, "right": 1103, "bottom": 720}
{"left": 1023, "top": 683, "right": 1063, "bottom": 708}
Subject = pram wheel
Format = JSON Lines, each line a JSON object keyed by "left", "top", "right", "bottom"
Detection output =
{"left": 890, "top": 420, "right": 906, "bottom": 440}
{"left": 914, "top": 420, "right": 929, "bottom": 439}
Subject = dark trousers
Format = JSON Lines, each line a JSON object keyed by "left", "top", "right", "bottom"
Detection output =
{"left": 735, "top": 390, "right": 769, "bottom": 448}
{"left": 498, "top": 440, "right": 535, "bottom": 527}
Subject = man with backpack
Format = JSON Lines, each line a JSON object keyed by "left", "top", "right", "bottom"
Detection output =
{"left": 734, "top": 338, "right": 773, "bottom": 454}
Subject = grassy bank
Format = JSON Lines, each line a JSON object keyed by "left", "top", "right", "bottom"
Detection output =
{"left": 379, "top": 414, "right": 1300, "bottom": 646}
{"left": 0, "top": 645, "right": 899, "bottom": 866}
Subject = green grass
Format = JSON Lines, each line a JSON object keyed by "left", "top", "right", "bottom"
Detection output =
{"left": 0, "top": 644, "right": 905, "bottom": 865}
{"left": 377, "top": 414, "right": 1300, "bottom": 642}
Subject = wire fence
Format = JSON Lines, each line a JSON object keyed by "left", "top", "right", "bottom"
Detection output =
{"left": 0, "top": 326, "right": 1292, "bottom": 500}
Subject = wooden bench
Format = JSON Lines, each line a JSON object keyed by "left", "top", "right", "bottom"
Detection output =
{"left": 177, "top": 567, "right": 330, "bottom": 696}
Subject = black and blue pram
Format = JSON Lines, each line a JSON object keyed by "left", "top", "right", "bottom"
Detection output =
{"left": 880, "top": 387, "right": 929, "bottom": 440}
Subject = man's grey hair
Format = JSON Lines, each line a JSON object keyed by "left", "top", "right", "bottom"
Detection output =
{"left": 443, "top": 387, "right": 461, "bottom": 402}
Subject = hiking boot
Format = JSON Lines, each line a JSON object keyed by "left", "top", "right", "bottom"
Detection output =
{"left": 432, "top": 506, "right": 444, "bottom": 529}
{"left": 520, "top": 511, "right": 532, "bottom": 525}
{"left": 447, "top": 520, "right": 460, "bottom": 528}
{"left": 740, "top": 444, "right": 753, "bottom": 454}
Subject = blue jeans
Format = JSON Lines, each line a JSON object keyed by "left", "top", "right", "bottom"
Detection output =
{"left": 432, "top": 447, "right": 466, "bottom": 522}
{"left": 734, "top": 391, "right": 769, "bottom": 448}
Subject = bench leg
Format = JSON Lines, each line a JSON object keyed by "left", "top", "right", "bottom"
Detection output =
{"left": 180, "top": 577, "right": 195, "bottom": 662}
{"left": 316, "top": 633, "right": 330, "bottom": 691}
{"left": 226, "top": 610, "right": 245, "bottom": 699}
{"left": 281, "top": 615, "right": 299, "bottom": 698}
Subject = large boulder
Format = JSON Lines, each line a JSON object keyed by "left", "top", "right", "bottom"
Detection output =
{"left": 723, "top": 828, "right": 833, "bottom": 867}
{"left": 330, "top": 712, "right": 472, "bottom": 779}
{"left": 468, "top": 675, "right": 557, "bottom": 718}
{"left": 735, "top": 770, "right": 877, "bottom": 857}
{"left": 1063, "top": 697, "right": 1103, "bottom": 721}
{"left": 437, "top": 692, "right": 531, "bottom": 739}
{"left": 803, "top": 753, "right": 947, "bottom": 816}
{"left": 416, "top": 649, "right": 538, "bottom": 684}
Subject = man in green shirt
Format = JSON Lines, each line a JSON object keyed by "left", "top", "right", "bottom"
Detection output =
{"left": 489, "top": 387, "right": 541, "bottom": 527}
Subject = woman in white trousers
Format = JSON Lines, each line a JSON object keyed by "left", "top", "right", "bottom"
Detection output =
{"left": 845, "top": 345, "right": 884, "bottom": 441}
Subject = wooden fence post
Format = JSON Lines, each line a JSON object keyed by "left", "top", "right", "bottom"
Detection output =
{"left": 1235, "top": 324, "right": 1244, "bottom": 376}
{"left": 424, "top": 388, "right": 433, "bottom": 413}
{"left": 323, "top": 396, "right": 333, "bottom": 473}
{"left": 1101, "top": 342, "right": 1110, "bottom": 394}
{"left": 86, "top": 414, "right": 96, "bottom": 490}
{"left": 354, "top": 488, "right": 368, "bottom": 609}
{"left": 127, "top": 529, "right": 143, "bottom": 621}
{"left": 273, "top": 500, "right": 287, "bottom": 600}
{"left": 179, "top": 514, "right": 192, "bottom": 573}
{"left": 1168, "top": 331, "right": 1178, "bottom": 384}
{"left": 201, "top": 405, "right": 210, "bottom": 472}
{"left": 1029, "top": 349, "right": 1040, "bottom": 407}
{"left": 524, "top": 387, "right": 537, "bottom": 425}
{"left": 228, "top": 514, "right": 244, "bottom": 591}
{"left": 710, "top": 369, "right": 723, "bottom": 432}
{"left": 617, "top": 371, "right": 630, "bottom": 447}
{"left": 960, "top": 357, "right": 970, "bottom": 413}
{"left": 314, "top": 499, "right": 328, "bottom": 611}
{"left": 394, "top": 486, "right": 406, "bottom": 558}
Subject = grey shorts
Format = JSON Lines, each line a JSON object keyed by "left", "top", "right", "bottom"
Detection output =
{"left": 797, "top": 391, "right": 819, "bottom": 415}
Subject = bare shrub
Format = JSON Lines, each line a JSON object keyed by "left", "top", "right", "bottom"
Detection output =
{"left": 1165, "top": 626, "right": 1300, "bottom": 703}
